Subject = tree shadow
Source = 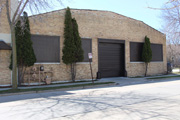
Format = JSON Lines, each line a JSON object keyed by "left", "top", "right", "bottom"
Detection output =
{"left": 0, "top": 85, "right": 179, "bottom": 120}
{"left": 0, "top": 91, "right": 73, "bottom": 103}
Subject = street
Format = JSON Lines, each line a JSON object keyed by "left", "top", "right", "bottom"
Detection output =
{"left": 0, "top": 78, "right": 180, "bottom": 120}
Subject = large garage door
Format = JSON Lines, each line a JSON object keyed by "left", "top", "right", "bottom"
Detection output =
{"left": 99, "top": 42, "right": 125, "bottom": 78}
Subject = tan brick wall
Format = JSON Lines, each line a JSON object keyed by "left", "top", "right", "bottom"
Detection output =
{"left": 0, "top": 0, "right": 11, "bottom": 34}
{"left": 27, "top": 9, "right": 167, "bottom": 82}
{"left": 0, "top": 50, "right": 11, "bottom": 85}
{"left": 0, "top": 0, "right": 11, "bottom": 86}
{"left": 23, "top": 9, "right": 167, "bottom": 83}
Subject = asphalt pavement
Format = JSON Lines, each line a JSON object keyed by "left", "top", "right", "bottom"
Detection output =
{"left": 0, "top": 76, "right": 180, "bottom": 120}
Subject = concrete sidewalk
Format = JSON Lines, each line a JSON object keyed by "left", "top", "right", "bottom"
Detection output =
{"left": 0, "top": 79, "right": 118, "bottom": 93}
{"left": 1, "top": 73, "right": 180, "bottom": 92}
{"left": 99, "top": 73, "right": 180, "bottom": 86}
{"left": 19, "top": 81, "right": 98, "bottom": 89}
{"left": 0, "top": 80, "right": 104, "bottom": 91}
{"left": 0, "top": 77, "right": 148, "bottom": 91}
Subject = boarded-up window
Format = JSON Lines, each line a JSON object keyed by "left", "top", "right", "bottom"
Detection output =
{"left": 151, "top": 44, "right": 163, "bottom": 61}
{"left": 31, "top": 35, "right": 60, "bottom": 63}
{"left": 130, "top": 42, "right": 163, "bottom": 62}
{"left": 130, "top": 42, "right": 143, "bottom": 62}
{"left": 81, "top": 38, "right": 92, "bottom": 62}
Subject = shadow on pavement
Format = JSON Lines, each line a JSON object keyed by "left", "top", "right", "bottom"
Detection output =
{"left": 0, "top": 91, "right": 74, "bottom": 103}
{"left": 1, "top": 76, "right": 180, "bottom": 104}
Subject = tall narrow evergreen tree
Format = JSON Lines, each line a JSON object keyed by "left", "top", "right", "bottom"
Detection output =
{"left": 142, "top": 36, "right": 152, "bottom": 77}
{"left": 71, "top": 18, "right": 84, "bottom": 81}
{"left": 10, "top": 12, "right": 36, "bottom": 84}
{"left": 62, "top": 7, "right": 84, "bottom": 82}
{"left": 62, "top": 7, "right": 75, "bottom": 64}
{"left": 21, "top": 12, "right": 36, "bottom": 67}
{"left": 62, "top": 7, "right": 76, "bottom": 82}
{"left": 72, "top": 18, "right": 84, "bottom": 62}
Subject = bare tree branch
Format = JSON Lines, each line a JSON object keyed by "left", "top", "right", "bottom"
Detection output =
{"left": 153, "top": 1, "right": 180, "bottom": 65}
{"left": 148, "top": 0, "right": 180, "bottom": 10}
{"left": 14, "top": 0, "right": 29, "bottom": 24}
{"left": 12, "top": 0, "right": 23, "bottom": 23}
{"left": 0, "top": 0, "right": 66, "bottom": 89}
{"left": 5, "top": 0, "right": 12, "bottom": 27}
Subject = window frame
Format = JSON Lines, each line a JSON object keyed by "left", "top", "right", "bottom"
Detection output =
{"left": 130, "top": 42, "right": 163, "bottom": 63}
{"left": 80, "top": 38, "right": 92, "bottom": 62}
{"left": 31, "top": 34, "right": 60, "bottom": 64}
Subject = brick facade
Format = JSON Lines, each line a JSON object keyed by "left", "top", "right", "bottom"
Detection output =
{"left": 0, "top": 0, "right": 12, "bottom": 86}
{"left": 0, "top": 0, "right": 11, "bottom": 34}
{"left": 28, "top": 9, "right": 167, "bottom": 82}
{"left": 0, "top": 50, "right": 11, "bottom": 85}
{"left": 0, "top": 8, "right": 167, "bottom": 85}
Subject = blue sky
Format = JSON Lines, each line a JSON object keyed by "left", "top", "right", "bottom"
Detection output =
{"left": 28, "top": 0, "right": 167, "bottom": 31}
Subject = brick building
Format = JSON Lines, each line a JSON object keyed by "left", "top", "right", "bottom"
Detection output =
{"left": 0, "top": 1, "right": 167, "bottom": 86}
{"left": 0, "top": 0, "right": 18, "bottom": 86}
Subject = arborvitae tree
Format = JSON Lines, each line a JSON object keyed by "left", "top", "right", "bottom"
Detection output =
{"left": 142, "top": 36, "right": 152, "bottom": 77}
{"left": 10, "top": 12, "right": 36, "bottom": 84}
{"left": 62, "top": 7, "right": 75, "bottom": 64}
{"left": 62, "top": 7, "right": 76, "bottom": 82}
{"left": 21, "top": 12, "right": 36, "bottom": 67}
{"left": 72, "top": 18, "right": 84, "bottom": 62}
{"left": 62, "top": 7, "right": 84, "bottom": 82}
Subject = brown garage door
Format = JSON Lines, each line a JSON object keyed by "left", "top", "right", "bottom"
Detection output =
{"left": 99, "top": 42, "right": 125, "bottom": 78}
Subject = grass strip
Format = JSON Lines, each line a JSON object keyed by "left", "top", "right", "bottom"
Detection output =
{"left": 0, "top": 82, "right": 114, "bottom": 94}
{"left": 129, "top": 76, "right": 144, "bottom": 78}
{"left": 51, "top": 80, "right": 98, "bottom": 85}
{"left": 147, "top": 75, "right": 180, "bottom": 79}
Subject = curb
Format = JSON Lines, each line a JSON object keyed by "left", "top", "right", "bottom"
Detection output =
{"left": 0, "top": 83, "right": 115, "bottom": 97}
{"left": 0, "top": 91, "right": 37, "bottom": 97}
